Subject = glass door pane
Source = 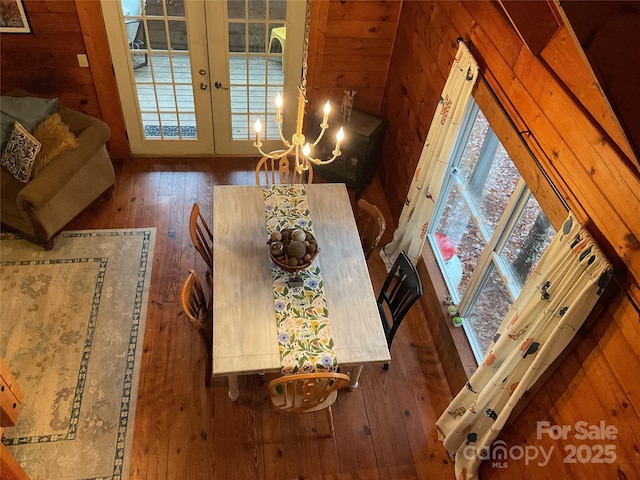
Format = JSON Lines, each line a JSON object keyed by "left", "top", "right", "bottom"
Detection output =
{"left": 122, "top": 0, "right": 197, "bottom": 140}
{"left": 207, "top": 0, "right": 305, "bottom": 155}
{"left": 227, "top": 0, "right": 285, "bottom": 140}
{"left": 103, "top": 0, "right": 214, "bottom": 155}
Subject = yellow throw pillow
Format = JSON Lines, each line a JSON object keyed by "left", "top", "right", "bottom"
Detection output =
{"left": 31, "top": 113, "right": 79, "bottom": 177}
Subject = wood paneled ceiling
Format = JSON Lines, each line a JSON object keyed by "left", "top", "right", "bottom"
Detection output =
{"left": 499, "top": 0, "right": 640, "bottom": 174}
{"left": 559, "top": 1, "right": 640, "bottom": 168}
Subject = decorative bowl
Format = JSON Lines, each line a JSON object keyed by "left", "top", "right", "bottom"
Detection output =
{"left": 267, "top": 227, "right": 320, "bottom": 272}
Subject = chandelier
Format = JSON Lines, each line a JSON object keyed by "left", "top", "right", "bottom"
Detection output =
{"left": 252, "top": 2, "right": 344, "bottom": 175}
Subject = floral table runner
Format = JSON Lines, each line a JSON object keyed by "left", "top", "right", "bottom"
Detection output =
{"left": 262, "top": 185, "right": 338, "bottom": 374}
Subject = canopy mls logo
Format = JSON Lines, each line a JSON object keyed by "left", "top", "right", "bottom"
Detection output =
{"left": 462, "top": 421, "right": 618, "bottom": 469}
{"left": 463, "top": 440, "right": 554, "bottom": 468}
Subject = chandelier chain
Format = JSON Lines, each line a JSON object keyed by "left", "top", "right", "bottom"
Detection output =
{"left": 252, "top": 0, "right": 343, "bottom": 171}
{"left": 301, "top": 0, "right": 311, "bottom": 91}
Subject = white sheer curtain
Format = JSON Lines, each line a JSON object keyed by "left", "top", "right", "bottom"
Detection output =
{"left": 380, "top": 41, "right": 479, "bottom": 269}
{"left": 436, "top": 213, "right": 612, "bottom": 479}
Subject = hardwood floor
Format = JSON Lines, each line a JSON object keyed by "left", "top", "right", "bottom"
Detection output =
{"left": 65, "top": 156, "right": 457, "bottom": 480}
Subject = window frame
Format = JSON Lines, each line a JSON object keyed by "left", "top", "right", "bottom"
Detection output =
{"left": 426, "top": 96, "right": 554, "bottom": 361}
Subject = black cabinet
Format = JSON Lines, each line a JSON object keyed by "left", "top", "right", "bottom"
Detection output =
{"left": 307, "top": 101, "right": 385, "bottom": 197}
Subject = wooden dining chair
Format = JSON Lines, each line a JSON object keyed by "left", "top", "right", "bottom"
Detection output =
{"left": 180, "top": 269, "right": 213, "bottom": 387}
{"left": 268, "top": 372, "right": 350, "bottom": 437}
{"left": 356, "top": 198, "right": 386, "bottom": 259}
{"left": 377, "top": 251, "right": 423, "bottom": 369}
{"left": 189, "top": 203, "right": 213, "bottom": 283}
{"left": 255, "top": 150, "right": 313, "bottom": 185}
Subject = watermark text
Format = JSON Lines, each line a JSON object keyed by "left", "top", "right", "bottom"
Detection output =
{"left": 462, "top": 421, "right": 618, "bottom": 469}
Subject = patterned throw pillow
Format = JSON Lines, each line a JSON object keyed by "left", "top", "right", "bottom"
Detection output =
{"left": 1, "top": 121, "right": 42, "bottom": 183}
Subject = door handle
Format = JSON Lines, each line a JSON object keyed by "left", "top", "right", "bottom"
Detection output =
{"left": 200, "top": 82, "right": 208, "bottom": 91}
{"left": 214, "top": 81, "right": 229, "bottom": 90}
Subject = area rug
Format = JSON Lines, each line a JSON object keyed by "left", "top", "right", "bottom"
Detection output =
{"left": 0, "top": 228, "right": 156, "bottom": 480}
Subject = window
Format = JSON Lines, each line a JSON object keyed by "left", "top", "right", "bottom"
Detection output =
{"left": 427, "top": 99, "right": 555, "bottom": 362}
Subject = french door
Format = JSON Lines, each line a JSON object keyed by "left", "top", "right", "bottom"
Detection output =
{"left": 101, "top": 0, "right": 304, "bottom": 156}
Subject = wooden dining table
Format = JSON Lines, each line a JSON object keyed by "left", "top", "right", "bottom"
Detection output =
{"left": 212, "top": 183, "right": 390, "bottom": 400}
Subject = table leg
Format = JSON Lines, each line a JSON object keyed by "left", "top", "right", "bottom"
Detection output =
{"left": 348, "top": 365, "right": 364, "bottom": 390}
{"left": 228, "top": 375, "right": 240, "bottom": 401}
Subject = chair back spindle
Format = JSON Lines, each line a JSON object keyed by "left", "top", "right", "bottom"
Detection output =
{"left": 180, "top": 269, "right": 213, "bottom": 386}
{"left": 356, "top": 199, "right": 386, "bottom": 259}
{"left": 255, "top": 151, "right": 313, "bottom": 185}
{"left": 189, "top": 203, "right": 213, "bottom": 283}
{"left": 268, "top": 372, "right": 350, "bottom": 436}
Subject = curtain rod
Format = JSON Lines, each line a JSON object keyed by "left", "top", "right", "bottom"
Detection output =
{"left": 479, "top": 74, "right": 640, "bottom": 319}
{"left": 524, "top": 129, "right": 640, "bottom": 319}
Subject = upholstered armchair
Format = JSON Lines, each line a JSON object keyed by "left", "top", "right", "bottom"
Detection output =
{"left": 1, "top": 98, "right": 115, "bottom": 250}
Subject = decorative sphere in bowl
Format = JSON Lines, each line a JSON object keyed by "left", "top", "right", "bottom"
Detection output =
{"left": 268, "top": 227, "right": 319, "bottom": 272}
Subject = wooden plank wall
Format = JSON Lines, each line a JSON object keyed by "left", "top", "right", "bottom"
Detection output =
{"left": 538, "top": 24, "right": 637, "bottom": 166}
{"left": 356, "top": 1, "right": 639, "bottom": 478}
{"left": 560, "top": 0, "right": 640, "bottom": 164}
{"left": 0, "top": 1, "right": 99, "bottom": 115}
{"left": 0, "top": 0, "right": 128, "bottom": 158}
{"left": 306, "top": 0, "right": 401, "bottom": 116}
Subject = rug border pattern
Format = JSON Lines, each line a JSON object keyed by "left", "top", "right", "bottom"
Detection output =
{"left": 1, "top": 229, "right": 155, "bottom": 480}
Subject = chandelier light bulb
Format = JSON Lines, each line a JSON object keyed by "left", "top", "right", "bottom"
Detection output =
{"left": 334, "top": 126, "right": 344, "bottom": 153}
{"left": 303, "top": 143, "right": 311, "bottom": 157}
{"left": 253, "top": 118, "right": 262, "bottom": 146}
{"left": 275, "top": 94, "right": 283, "bottom": 123}
{"left": 321, "top": 100, "right": 331, "bottom": 126}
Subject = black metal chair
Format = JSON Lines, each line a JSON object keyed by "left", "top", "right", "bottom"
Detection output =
{"left": 377, "top": 251, "right": 423, "bottom": 369}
